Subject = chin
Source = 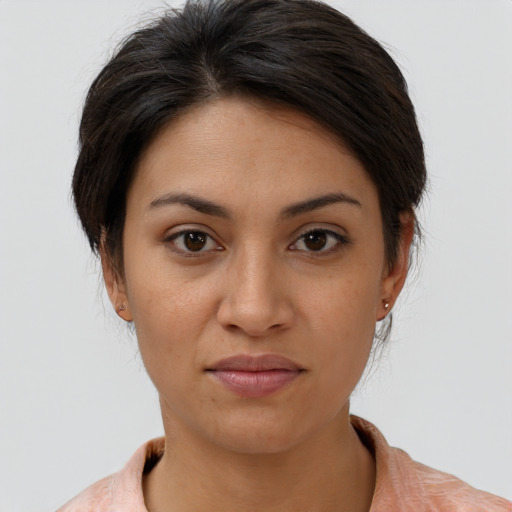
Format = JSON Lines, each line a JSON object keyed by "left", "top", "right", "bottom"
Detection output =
{"left": 211, "top": 427, "right": 304, "bottom": 455}
{"left": 201, "top": 408, "right": 327, "bottom": 456}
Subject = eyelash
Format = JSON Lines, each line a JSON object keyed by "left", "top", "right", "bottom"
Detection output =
{"left": 165, "top": 230, "right": 223, "bottom": 258}
{"left": 289, "top": 229, "right": 350, "bottom": 255}
{"left": 164, "top": 228, "right": 350, "bottom": 257}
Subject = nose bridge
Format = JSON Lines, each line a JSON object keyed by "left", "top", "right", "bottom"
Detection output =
{"left": 217, "top": 241, "right": 292, "bottom": 336}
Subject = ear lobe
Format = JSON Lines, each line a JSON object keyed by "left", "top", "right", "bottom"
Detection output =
{"left": 100, "top": 244, "right": 133, "bottom": 322}
{"left": 378, "top": 212, "right": 415, "bottom": 320}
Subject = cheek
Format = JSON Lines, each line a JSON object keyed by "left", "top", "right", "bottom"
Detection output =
{"left": 305, "top": 265, "right": 380, "bottom": 335}
{"left": 122, "top": 256, "right": 208, "bottom": 374}
{"left": 302, "top": 268, "right": 381, "bottom": 383}
{"left": 128, "top": 291, "right": 208, "bottom": 409}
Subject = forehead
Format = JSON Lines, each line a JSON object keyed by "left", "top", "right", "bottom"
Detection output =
{"left": 130, "top": 97, "right": 378, "bottom": 212}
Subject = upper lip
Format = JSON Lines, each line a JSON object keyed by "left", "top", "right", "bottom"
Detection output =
{"left": 207, "top": 354, "right": 303, "bottom": 372}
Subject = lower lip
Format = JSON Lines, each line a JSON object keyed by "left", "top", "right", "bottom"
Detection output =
{"left": 209, "top": 369, "right": 301, "bottom": 398}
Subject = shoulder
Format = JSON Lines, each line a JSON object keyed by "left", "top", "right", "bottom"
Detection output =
{"left": 395, "top": 447, "right": 511, "bottom": 511}
{"left": 351, "top": 416, "right": 512, "bottom": 512}
{"left": 56, "top": 437, "right": 165, "bottom": 512}
{"left": 56, "top": 475, "right": 114, "bottom": 512}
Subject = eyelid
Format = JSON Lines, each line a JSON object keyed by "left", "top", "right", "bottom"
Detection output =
{"left": 163, "top": 223, "right": 221, "bottom": 241}
{"left": 289, "top": 226, "right": 351, "bottom": 254}
{"left": 161, "top": 224, "right": 350, "bottom": 257}
{"left": 163, "top": 226, "right": 224, "bottom": 256}
{"left": 292, "top": 223, "right": 348, "bottom": 240}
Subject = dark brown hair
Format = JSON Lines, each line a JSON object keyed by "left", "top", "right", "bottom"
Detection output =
{"left": 73, "top": 0, "right": 426, "bottom": 274}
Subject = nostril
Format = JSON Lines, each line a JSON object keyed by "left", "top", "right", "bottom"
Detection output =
{"left": 216, "top": 289, "right": 294, "bottom": 337}
{"left": 223, "top": 321, "right": 285, "bottom": 338}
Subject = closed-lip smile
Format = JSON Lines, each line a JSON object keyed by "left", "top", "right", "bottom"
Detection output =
{"left": 206, "top": 354, "right": 305, "bottom": 398}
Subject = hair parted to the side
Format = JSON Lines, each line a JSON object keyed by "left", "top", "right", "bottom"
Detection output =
{"left": 73, "top": 0, "right": 427, "bottom": 339}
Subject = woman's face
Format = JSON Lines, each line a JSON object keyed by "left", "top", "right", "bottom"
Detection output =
{"left": 106, "top": 97, "right": 410, "bottom": 454}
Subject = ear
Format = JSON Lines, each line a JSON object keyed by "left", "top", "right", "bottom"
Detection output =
{"left": 100, "top": 244, "right": 133, "bottom": 322}
{"left": 377, "top": 212, "right": 415, "bottom": 321}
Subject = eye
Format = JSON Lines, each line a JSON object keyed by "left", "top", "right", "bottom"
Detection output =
{"left": 166, "top": 230, "right": 222, "bottom": 254}
{"left": 290, "top": 229, "right": 348, "bottom": 253}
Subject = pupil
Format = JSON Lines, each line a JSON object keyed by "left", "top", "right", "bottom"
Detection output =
{"left": 185, "top": 232, "right": 206, "bottom": 251}
{"left": 305, "top": 231, "right": 326, "bottom": 251}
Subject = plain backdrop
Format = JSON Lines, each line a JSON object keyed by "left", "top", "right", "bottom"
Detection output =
{"left": 0, "top": 1, "right": 511, "bottom": 510}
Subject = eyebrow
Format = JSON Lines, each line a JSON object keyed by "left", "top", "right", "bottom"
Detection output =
{"left": 279, "top": 192, "right": 361, "bottom": 219}
{"left": 148, "top": 193, "right": 231, "bottom": 218}
{"left": 147, "top": 191, "right": 361, "bottom": 219}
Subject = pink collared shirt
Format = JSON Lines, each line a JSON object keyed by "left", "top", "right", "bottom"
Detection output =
{"left": 58, "top": 416, "right": 511, "bottom": 511}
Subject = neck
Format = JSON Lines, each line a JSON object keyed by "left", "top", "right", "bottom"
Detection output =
{"left": 143, "top": 405, "right": 375, "bottom": 512}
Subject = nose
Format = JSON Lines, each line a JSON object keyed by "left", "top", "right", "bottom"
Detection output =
{"left": 216, "top": 246, "right": 294, "bottom": 338}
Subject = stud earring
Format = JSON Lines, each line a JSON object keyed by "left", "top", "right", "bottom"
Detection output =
{"left": 377, "top": 298, "right": 391, "bottom": 322}
{"left": 117, "top": 304, "right": 127, "bottom": 314}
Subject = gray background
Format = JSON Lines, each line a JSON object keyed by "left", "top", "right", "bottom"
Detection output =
{"left": 0, "top": 1, "right": 511, "bottom": 510}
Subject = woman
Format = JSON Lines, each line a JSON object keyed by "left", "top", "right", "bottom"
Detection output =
{"left": 57, "top": 0, "right": 511, "bottom": 510}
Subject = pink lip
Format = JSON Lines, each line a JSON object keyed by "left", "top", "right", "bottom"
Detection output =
{"left": 206, "top": 354, "right": 304, "bottom": 398}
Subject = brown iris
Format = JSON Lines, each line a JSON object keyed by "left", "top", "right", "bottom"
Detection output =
{"left": 303, "top": 231, "right": 327, "bottom": 251}
{"left": 184, "top": 231, "right": 208, "bottom": 251}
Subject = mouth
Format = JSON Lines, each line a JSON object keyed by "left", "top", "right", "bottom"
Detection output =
{"left": 206, "top": 354, "right": 305, "bottom": 398}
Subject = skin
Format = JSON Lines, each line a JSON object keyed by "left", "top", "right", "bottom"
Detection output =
{"left": 103, "top": 97, "right": 413, "bottom": 512}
